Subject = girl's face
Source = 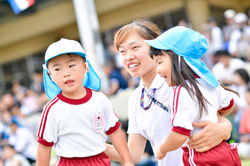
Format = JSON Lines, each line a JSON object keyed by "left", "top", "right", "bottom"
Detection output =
{"left": 48, "top": 54, "right": 87, "bottom": 98}
{"left": 153, "top": 51, "right": 172, "bottom": 86}
{"left": 118, "top": 32, "right": 156, "bottom": 79}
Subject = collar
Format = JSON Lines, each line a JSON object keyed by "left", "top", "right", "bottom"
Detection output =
{"left": 139, "top": 74, "right": 166, "bottom": 90}
{"left": 57, "top": 87, "right": 92, "bottom": 105}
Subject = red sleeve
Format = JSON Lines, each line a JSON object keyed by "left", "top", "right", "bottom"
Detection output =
{"left": 172, "top": 126, "right": 191, "bottom": 136}
{"left": 37, "top": 137, "right": 54, "bottom": 147}
{"left": 220, "top": 99, "right": 234, "bottom": 111}
{"left": 106, "top": 121, "right": 121, "bottom": 135}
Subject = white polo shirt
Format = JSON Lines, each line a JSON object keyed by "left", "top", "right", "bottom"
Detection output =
{"left": 37, "top": 88, "right": 120, "bottom": 157}
{"left": 127, "top": 74, "right": 183, "bottom": 166}
{"left": 169, "top": 79, "right": 234, "bottom": 138}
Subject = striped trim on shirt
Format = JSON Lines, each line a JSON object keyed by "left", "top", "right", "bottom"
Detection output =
{"left": 38, "top": 97, "right": 59, "bottom": 138}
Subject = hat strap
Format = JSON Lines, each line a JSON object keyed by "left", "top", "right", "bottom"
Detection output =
{"left": 178, "top": 55, "right": 181, "bottom": 70}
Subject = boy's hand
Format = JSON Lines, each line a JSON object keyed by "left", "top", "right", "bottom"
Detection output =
{"left": 156, "top": 147, "right": 166, "bottom": 160}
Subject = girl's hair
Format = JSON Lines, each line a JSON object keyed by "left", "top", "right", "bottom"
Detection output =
{"left": 150, "top": 48, "right": 239, "bottom": 117}
{"left": 114, "top": 19, "right": 160, "bottom": 51}
{"left": 234, "top": 68, "right": 250, "bottom": 85}
{"left": 150, "top": 48, "right": 209, "bottom": 117}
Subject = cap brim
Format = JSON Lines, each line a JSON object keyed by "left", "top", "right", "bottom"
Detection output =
{"left": 184, "top": 57, "right": 219, "bottom": 87}
{"left": 145, "top": 39, "right": 170, "bottom": 50}
{"left": 45, "top": 52, "right": 86, "bottom": 67}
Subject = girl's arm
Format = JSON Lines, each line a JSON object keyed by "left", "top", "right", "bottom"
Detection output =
{"left": 108, "top": 128, "right": 134, "bottom": 165}
{"left": 218, "top": 103, "right": 235, "bottom": 117}
{"left": 157, "top": 131, "right": 188, "bottom": 160}
{"left": 106, "top": 133, "right": 147, "bottom": 164}
{"left": 188, "top": 115, "right": 232, "bottom": 152}
{"left": 36, "top": 143, "right": 52, "bottom": 166}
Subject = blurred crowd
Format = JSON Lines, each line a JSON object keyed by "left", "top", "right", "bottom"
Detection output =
{"left": 0, "top": 70, "right": 47, "bottom": 166}
{"left": 0, "top": 9, "right": 250, "bottom": 166}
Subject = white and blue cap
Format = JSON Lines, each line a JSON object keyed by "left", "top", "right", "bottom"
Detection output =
{"left": 43, "top": 38, "right": 101, "bottom": 100}
{"left": 145, "top": 26, "right": 219, "bottom": 87}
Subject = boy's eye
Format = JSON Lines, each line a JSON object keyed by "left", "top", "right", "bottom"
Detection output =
{"left": 157, "top": 61, "right": 162, "bottom": 65}
{"left": 132, "top": 46, "right": 138, "bottom": 49}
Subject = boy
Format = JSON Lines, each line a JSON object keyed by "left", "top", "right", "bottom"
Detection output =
{"left": 36, "top": 38, "right": 134, "bottom": 166}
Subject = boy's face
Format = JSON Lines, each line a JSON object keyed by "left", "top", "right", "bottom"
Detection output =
{"left": 153, "top": 51, "right": 172, "bottom": 86}
{"left": 47, "top": 53, "right": 87, "bottom": 97}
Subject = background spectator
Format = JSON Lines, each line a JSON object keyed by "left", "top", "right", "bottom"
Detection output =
{"left": 102, "top": 60, "right": 129, "bottom": 96}
{"left": 2, "top": 144, "right": 31, "bottom": 166}
{"left": 223, "top": 9, "right": 237, "bottom": 50}
{"left": 229, "top": 68, "right": 250, "bottom": 142}
{"left": 212, "top": 50, "right": 245, "bottom": 85}
{"left": 237, "top": 87, "right": 250, "bottom": 159}
{"left": 228, "top": 13, "right": 250, "bottom": 60}
{"left": 207, "top": 16, "right": 224, "bottom": 53}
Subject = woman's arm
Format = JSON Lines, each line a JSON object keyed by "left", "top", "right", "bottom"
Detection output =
{"left": 108, "top": 128, "right": 134, "bottom": 165}
{"left": 188, "top": 115, "right": 232, "bottom": 152}
{"left": 106, "top": 133, "right": 147, "bottom": 164}
{"left": 157, "top": 131, "right": 188, "bottom": 160}
{"left": 36, "top": 143, "right": 52, "bottom": 166}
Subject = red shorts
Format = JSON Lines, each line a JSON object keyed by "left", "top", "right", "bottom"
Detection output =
{"left": 182, "top": 141, "right": 241, "bottom": 166}
{"left": 56, "top": 152, "right": 110, "bottom": 166}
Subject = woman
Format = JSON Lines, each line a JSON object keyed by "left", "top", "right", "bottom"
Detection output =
{"left": 105, "top": 20, "right": 232, "bottom": 166}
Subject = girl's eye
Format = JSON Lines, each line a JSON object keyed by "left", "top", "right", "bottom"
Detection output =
{"left": 54, "top": 68, "right": 60, "bottom": 71}
{"left": 69, "top": 64, "right": 76, "bottom": 68}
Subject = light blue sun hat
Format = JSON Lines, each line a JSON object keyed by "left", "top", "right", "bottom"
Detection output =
{"left": 43, "top": 38, "right": 101, "bottom": 100}
{"left": 145, "top": 26, "right": 219, "bottom": 87}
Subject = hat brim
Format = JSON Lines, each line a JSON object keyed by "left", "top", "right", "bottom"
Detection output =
{"left": 45, "top": 52, "right": 86, "bottom": 67}
{"left": 145, "top": 39, "right": 170, "bottom": 50}
{"left": 184, "top": 57, "right": 219, "bottom": 87}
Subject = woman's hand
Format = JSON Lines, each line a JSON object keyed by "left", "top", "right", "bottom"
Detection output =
{"left": 188, "top": 117, "right": 231, "bottom": 152}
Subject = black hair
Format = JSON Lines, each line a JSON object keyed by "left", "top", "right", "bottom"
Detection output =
{"left": 234, "top": 68, "right": 250, "bottom": 85}
{"left": 150, "top": 47, "right": 208, "bottom": 117}
{"left": 214, "top": 50, "right": 230, "bottom": 57}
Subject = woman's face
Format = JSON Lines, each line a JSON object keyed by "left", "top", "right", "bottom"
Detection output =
{"left": 117, "top": 32, "right": 156, "bottom": 79}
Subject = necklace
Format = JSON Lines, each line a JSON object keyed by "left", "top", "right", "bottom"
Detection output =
{"left": 140, "top": 88, "right": 156, "bottom": 110}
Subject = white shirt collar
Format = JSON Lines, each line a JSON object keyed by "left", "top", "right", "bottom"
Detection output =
{"left": 139, "top": 74, "right": 167, "bottom": 90}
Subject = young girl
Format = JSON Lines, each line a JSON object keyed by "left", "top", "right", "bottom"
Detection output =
{"left": 146, "top": 26, "right": 241, "bottom": 165}
{"left": 36, "top": 38, "right": 134, "bottom": 166}
{"left": 105, "top": 20, "right": 234, "bottom": 166}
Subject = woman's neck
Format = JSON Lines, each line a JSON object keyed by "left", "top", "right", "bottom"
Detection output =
{"left": 141, "top": 69, "right": 157, "bottom": 89}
